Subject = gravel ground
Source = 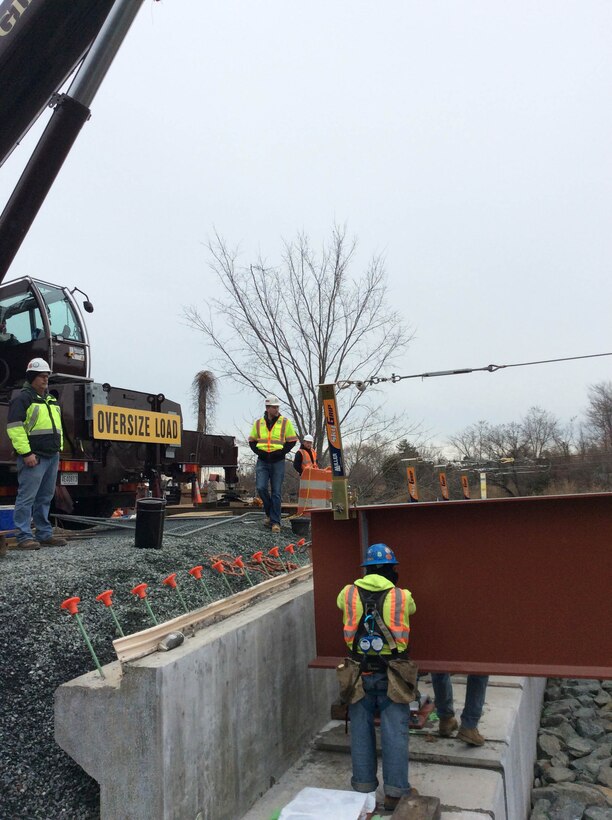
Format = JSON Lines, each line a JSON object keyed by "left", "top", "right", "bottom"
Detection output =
{"left": 0, "top": 514, "right": 307, "bottom": 820}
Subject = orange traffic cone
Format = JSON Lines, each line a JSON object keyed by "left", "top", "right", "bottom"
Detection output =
{"left": 192, "top": 477, "right": 203, "bottom": 506}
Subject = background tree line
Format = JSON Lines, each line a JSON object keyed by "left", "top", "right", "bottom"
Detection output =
{"left": 187, "top": 225, "right": 612, "bottom": 504}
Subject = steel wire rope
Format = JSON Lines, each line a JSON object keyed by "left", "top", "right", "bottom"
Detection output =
{"left": 336, "top": 351, "right": 612, "bottom": 390}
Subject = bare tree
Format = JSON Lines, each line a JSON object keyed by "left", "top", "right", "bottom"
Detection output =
{"left": 185, "top": 227, "right": 413, "bottom": 452}
{"left": 585, "top": 381, "right": 612, "bottom": 450}
{"left": 521, "top": 406, "right": 562, "bottom": 459}
{"left": 191, "top": 370, "right": 217, "bottom": 433}
{"left": 448, "top": 407, "right": 564, "bottom": 496}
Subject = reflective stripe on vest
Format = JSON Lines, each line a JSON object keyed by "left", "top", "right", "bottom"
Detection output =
{"left": 298, "top": 447, "right": 317, "bottom": 465}
{"left": 254, "top": 416, "right": 288, "bottom": 452}
{"left": 342, "top": 585, "right": 360, "bottom": 646}
{"left": 387, "top": 588, "right": 410, "bottom": 643}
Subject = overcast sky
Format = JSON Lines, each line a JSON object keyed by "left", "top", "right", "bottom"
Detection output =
{"left": 1, "top": 1, "right": 611, "bottom": 456}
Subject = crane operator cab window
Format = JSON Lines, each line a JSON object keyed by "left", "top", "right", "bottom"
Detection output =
{"left": 0, "top": 291, "right": 44, "bottom": 346}
{"left": 0, "top": 279, "right": 89, "bottom": 389}
{"left": 36, "top": 283, "right": 83, "bottom": 342}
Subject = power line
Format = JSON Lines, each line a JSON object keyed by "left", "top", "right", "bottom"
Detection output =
{"left": 337, "top": 351, "right": 612, "bottom": 390}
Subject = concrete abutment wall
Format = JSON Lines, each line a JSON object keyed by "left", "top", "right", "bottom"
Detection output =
{"left": 55, "top": 580, "right": 337, "bottom": 820}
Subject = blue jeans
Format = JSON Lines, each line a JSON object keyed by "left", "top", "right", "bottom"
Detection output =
{"left": 348, "top": 672, "right": 411, "bottom": 797}
{"left": 255, "top": 458, "right": 285, "bottom": 524}
{"left": 431, "top": 673, "right": 489, "bottom": 730}
{"left": 14, "top": 453, "right": 59, "bottom": 543}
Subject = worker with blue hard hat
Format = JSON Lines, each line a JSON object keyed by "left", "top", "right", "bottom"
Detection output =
{"left": 337, "top": 543, "right": 417, "bottom": 811}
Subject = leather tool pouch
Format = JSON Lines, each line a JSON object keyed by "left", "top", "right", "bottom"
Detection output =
{"left": 336, "top": 657, "right": 365, "bottom": 704}
{"left": 386, "top": 658, "right": 418, "bottom": 704}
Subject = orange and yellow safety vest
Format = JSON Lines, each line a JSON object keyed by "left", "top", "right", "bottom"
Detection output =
{"left": 249, "top": 414, "right": 297, "bottom": 454}
{"left": 337, "top": 575, "right": 415, "bottom": 655}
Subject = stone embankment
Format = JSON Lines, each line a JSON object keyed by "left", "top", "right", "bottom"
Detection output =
{"left": 530, "top": 678, "right": 612, "bottom": 819}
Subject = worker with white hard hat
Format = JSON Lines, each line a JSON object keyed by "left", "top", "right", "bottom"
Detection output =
{"left": 248, "top": 395, "right": 298, "bottom": 533}
{"left": 293, "top": 433, "right": 320, "bottom": 475}
{"left": 6, "top": 358, "right": 67, "bottom": 550}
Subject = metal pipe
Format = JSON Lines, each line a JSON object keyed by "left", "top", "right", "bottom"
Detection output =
{"left": 67, "top": 0, "right": 146, "bottom": 107}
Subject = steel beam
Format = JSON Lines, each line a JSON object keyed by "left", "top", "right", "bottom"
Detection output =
{"left": 309, "top": 493, "right": 612, "bottom": 678}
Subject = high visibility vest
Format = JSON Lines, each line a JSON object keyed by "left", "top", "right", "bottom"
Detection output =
{"left": 297, "top": 446, "right": 317, "bottom": 467}
{"left": 337, "top": 581, "right": 414, "bottom": 655}
{"left": 297, "top": 466, "right": 331, "bottom": 513}
{"left": 7, "top": 385, "right": 63, "bottom": 456}
{"left": 249, "top": 415, "right": 297, "bottom": 453}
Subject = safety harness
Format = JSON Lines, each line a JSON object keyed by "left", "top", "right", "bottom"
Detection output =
{"left": 350, "top": 587, "right": 409, "bottom": 672}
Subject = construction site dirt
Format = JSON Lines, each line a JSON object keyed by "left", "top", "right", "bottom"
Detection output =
{"left": 0, "top": 514, "right": 306, "bottom": 820}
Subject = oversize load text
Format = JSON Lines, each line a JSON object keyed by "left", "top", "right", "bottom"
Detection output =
{"left": 92, "top": 404, "right": 181, "bottom": 444}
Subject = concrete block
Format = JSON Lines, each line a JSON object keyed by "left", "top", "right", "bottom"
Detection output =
{"left": 255, "top": 676, "right": 545, "bottom": 820}
{"left": 55, "top": 580, "right": 337, "bottom": 820}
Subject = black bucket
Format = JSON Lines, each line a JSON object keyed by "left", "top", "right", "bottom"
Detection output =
{"left": 135, "top": 498, "right": 166, "bottom": 549}
{"left": 290, "top": 517, "right": 310, "bottom": 538}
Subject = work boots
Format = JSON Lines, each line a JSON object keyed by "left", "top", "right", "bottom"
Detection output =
{"left": 457, "top": 725, "right": 485, "bottom": 746}
{"left": 383, "top": 788, "right": 419, "bottom": 811}
{"left": 39, "top": 536, "right": 68, "bottom": 547}
{"left": 15, "top": 539, "right": 40, "bottom": 550}
{"left": 438, "top": 716, "right": 459, "bottom": 737}
{"left": 263, "top": 516, "right": 271, "bottom": 529}
{"left": 271, "top": 523, "right": 281, "bottom": 533}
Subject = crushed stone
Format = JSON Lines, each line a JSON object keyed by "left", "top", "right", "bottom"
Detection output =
{"left": 0, "top": 516, "right": 306, "bottom": 819}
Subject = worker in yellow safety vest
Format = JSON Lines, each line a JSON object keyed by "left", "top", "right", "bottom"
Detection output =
{"left": 6, "top": 358, "right": 67, "bottom": 550}
{"left": 292, "top": 434, "right": 319, "bottom": 475}
{"left": 248, "top": 395, "right": 297, "bottom": 533}
{"left": 337, "top": 543, "right": 417, "bottom": 811}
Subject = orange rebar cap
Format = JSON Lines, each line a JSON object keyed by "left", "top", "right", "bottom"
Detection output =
{"left": 60, "top": 596, "right": 80, "bottom": 615}
{"left": 131, "top": 583, "right": 148, "bottom": 599}
{"left": 95, "top": 590, "right": 114, "bottom": 607}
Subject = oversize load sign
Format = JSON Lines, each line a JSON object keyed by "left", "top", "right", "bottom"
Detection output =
{"left": 92, "top": 404, "right": 181, "bottom": 445}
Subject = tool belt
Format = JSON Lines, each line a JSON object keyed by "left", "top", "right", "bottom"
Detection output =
{"left": 385, "top": 657, "right": 419, "bottom": 704}
{"left": 349, "top": 650, "right": 387, "bottom": 673}
{"left": 336, "top": 657, "right": 365, "bottom": 704}
{"left": 338, "top": 653, "right": 419, "bottom": 705}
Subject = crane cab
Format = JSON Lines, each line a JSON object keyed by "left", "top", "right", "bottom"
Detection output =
{"left": 0, "top": 277, "right": 90, "bottom": 390}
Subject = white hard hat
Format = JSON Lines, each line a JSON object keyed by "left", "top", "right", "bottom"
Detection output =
{"left": 303, "top": 435, "right": 314, "bottom": 443}
{"left": 26, "top": 358, "right": 51, "bottom": 374}
{"left": 264, "top": 395, "right": 280, "bottom": 406}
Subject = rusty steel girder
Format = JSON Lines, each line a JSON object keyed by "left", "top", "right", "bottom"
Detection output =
{"left": 309, "top": 493, "right": 612, "bottom": 679}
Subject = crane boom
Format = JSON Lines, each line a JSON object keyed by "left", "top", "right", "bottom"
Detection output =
{"left": 0, "top": 0, "right": 145, "bottom": 283}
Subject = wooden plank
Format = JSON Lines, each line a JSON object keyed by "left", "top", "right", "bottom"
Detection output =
{"left": 113, "top": 565, "right": 313, "bottom": 662}
{"left": 392, "top": 794, "right": 441, "bottom": 819}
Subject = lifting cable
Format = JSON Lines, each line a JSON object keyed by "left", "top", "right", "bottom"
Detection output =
{"left": 336, "top": 351, "right": 612, "bottom": 390}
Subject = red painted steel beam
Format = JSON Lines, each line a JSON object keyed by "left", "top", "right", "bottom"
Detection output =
{"left": 309, "top": 493, "right": 612, "bottom": 679}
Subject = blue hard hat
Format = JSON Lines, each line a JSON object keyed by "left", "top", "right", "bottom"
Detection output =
{"left": 361, "top": 543, "right": 398, "bottom": 567}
